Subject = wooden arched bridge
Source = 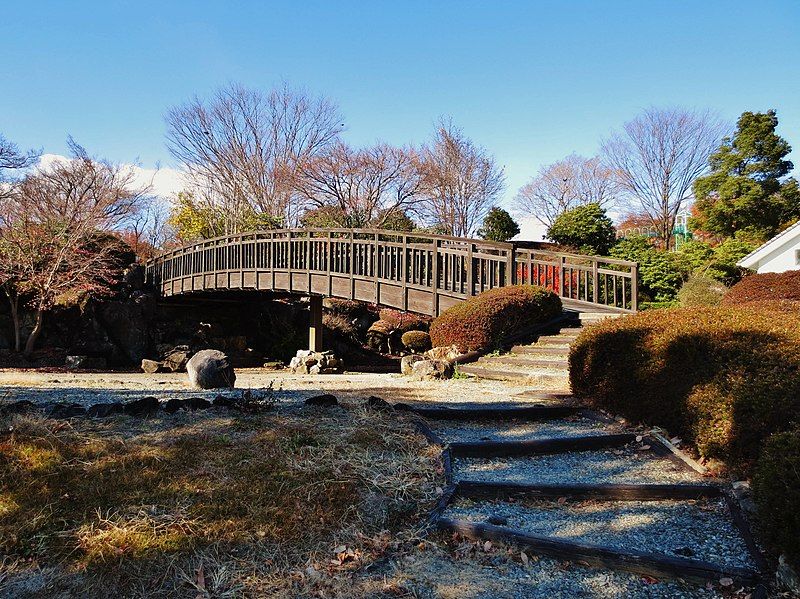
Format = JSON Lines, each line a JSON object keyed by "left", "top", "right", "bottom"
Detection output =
{"left": 145, "top": 229, "right": 638, "bottom": 349}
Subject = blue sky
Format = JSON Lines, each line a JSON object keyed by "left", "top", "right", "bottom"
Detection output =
{"left": 2, "top": 0, "right": 799, "bottom": 206}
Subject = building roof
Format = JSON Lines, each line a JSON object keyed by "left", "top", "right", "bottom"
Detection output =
{"left": 737, "top": 219, "right": 800, "bottom": 268}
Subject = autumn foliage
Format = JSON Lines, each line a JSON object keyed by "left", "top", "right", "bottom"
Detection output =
{"left": 722, "top": 269, "right": 800, "bottom": 305}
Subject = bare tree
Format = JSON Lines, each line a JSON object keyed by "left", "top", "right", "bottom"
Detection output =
{"left": 294, "top": 142, "right": 424, "bottom": 227}
{"left": 165, "top": 83, "right": 343, "bottom": 231}
{"left": 514, "top": 154, "right": 618, "bottom": 228}
{"left": 601, "top": 107, "right": 726, "bottom": 248}
{"left": 0, "top": 134, "right": 39, "bottom": 199}
{"left": 419, "top": 120, "right": 505, "bottom": 237}
{"left": 0, "top": 139, "right": 150, "bottom": 354}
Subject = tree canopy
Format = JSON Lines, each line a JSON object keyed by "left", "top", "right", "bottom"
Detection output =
{"left": 692, "top": 110, "right": 800, "bottom": 242}
{"left": 477, "top": 207, "right": 520, "bottom": 242}
{"left": 546, "top": 203, "right": 616, "bottom": 255}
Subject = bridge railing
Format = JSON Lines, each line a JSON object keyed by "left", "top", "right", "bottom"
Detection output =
{"left": 146, "top": 229, "right": 637, "bottom": 315}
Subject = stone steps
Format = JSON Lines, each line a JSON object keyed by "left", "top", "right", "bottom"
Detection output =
{"left": 474, "top": 355, "right": 569, "bottom": 369}
{"left": 457, "top": 364, "right": 569, "bottom": 386}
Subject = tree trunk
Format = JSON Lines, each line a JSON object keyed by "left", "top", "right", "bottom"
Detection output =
{"left": 24, "top": 308, "right": 44, "bottom": 356}
{"left": 8, "top": 292, "right": 21, "bottom": 353}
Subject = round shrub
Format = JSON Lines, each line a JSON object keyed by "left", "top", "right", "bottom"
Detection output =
{"left": 429, "top": 285, "right": 562, "bottom": 353}
{"left": 325, "top": 298, "right": 371, "bottom": 319}
{"left": 676, "top": 274, "right": 727, "bottom": 307}
{"left": 569, "top": 304, "right": 800, "bottom": 471}
{"left": 378, "top": 308, "right": 429, "bottom": 333}
{"left": 401, "top": 330, "right": 432, "bottom": 354}
{"left": 723, "top": 269, "right": 800, "bottom": 305}
{"left": 753, "top": 430, "right": 800, "bottom": 568}
{"left": 323, "top": 313, "right": 357, "bottom": 340}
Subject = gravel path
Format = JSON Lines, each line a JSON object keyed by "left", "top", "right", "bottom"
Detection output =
{"left": 443, "top": 497, "right": 755, "bottom": 570}
{"left": 431, "top": 416, "right": 622, "bottom": 444}
{"left": 453, "top": 446, "right": 699, "bottom": 485}
{"left": 386, "top": 543, "right": 731, "bottom": 599}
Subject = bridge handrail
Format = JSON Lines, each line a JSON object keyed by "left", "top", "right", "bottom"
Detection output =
{"left": 145, "top": 228, "right": 638, "bottom": 314}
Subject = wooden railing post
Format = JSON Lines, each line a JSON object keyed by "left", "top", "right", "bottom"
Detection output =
{"left": 592, "top": 259, "right": 599, "bottom": 304}
{"left": 630, "top": 264, "right": 638, "bottom": 311}
{"left": 467, "top": 241, "right": 474, "bottom": 296}
{"left": 558, "top": 255, "right": 565, "bottom": 298}
{"left": 401, "top": 233, "right": 408, "bottom": 310}
{"left": 432, "top": 238, "right": 440, "bottom": 315}
{"left": 308, "top": 294, "right": 323, "bottom": 351}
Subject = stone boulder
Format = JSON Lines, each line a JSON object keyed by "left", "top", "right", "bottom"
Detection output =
{"left": 424, "top": 345, "right": 462, "bottom": 362}
{"left": 411, "top": 358, "right": 453, "bottom": 381}
{"left": 162, "top": 347, "right": 190, "bottom": 372}
{"left": 401, "top": 354, "right": 426, "bottom": 375}
{"left": 141, "top": 359, "right": 165, "bottom": 374}
{"left": 289, "top": 349, "right": 344, "bottom": 375}
{"left": 65, "top": 355, "right": 107, "bottom": 370}
{"left": 187, "top": 349, "right": 236, "bottom": 389}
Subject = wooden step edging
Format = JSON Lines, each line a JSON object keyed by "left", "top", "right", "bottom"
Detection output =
{"left": 436, "top": 518, "right": 763, "bottom": 587}
{"left": 453, "top": 480, "right": 723, "bottom": 501}
{"left": 449, "top": 433, "right": 637, "bottom": 458}
{"left": 394, "top": 403, "right": 579, "bottom": 421}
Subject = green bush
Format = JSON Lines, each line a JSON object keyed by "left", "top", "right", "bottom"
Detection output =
{"left": 611, "top": 235, "right": 688, "bottom": 302}
{"left": 547, "top": 203, "right": 616, "bottom": 255}
{"left": 723, "top": 270, "right": 800, "bottom": 305}
{"left": 569, "top": 303, "right": 800, "bottom": 471}
{"left": 430, "top": 285, "right": 562, "bottom": 352}
{"left": 478, "top": 207, "right": 520, "bottom": 242}
{"left": 401, "top": 330, "right": 432, "bottom": 354}
{"left": 753, "top": 430, "right": 800, "bottom": 568}
{"left": 676, "top": 274, "right": 727, "bottom": 307}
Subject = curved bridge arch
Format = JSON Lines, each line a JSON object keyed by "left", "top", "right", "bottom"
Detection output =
{"left": 145, "top": 229, "right": 638, "bottom": 318}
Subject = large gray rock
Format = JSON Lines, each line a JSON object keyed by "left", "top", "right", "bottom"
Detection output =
{"left": 187, "top": 349, "right": 236, "bottom": 389}
{"left": 401, "top": 354, "right": 426, "bottom": 375}
{"left": 411, "top": 358, "right": 453, "bottom": 381}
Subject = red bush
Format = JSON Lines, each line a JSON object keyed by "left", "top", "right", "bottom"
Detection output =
{"left": 723, "top": 269, "right": 800, "bottom": 305}
{"left": 378, "top": 308, "right": 430, "bottom": 333}
{"left": 429, "top": 285, "right": 562, "bottom": 352}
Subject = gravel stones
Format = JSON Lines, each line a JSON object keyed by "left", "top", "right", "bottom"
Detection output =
{"left": 453, "top": 446, "right": 698, "bottom": 485}
{"left": 444, "top": 497, "right": 755, "bottom": 570}
{"left": 431, "top": 417, "right": 620, "bottom": 444}
{"left": 289, "top": 350, "right": 344, "bottom": 375}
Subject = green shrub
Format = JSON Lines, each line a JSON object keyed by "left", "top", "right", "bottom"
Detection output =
{"left": 723, "top": 270, "right": 800, "bottom": 305}
{"left": 569, "top": 303, "right": 800, "bottom": 471}
{"left": 611, "top": 235, "right": 688, "bottom": 302}
{"left": 547, "top": 203, "right": 616, "bottom": 255}
{"left": 378, "top": 308, "right": 429, "bottom": 333}
{"left": 430, "top": 285, "right": 562, "bottom": 352}
{"left": 401, "top": 330, "right": 432, "bottom": 354}
{"left": 677, "top": 274, "right": 727, "bottom": 307}
{"left": 753, "top": 430, "right": 800, "bottom": 568}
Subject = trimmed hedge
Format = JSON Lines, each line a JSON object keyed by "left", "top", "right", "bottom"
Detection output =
{"left": 723, "top": 269, "right": 800, "bottom": 305}
{"left": 378, "top": 308, "right": 429, "bottom": 333}
{"left": 429, "top": 285, "right": 562, "bottom": 353}
{"left": 401, "top": 330, "right": 432, "bottom": 354}
{"left": 676, "top": 274, "right": 726, "bottom": 307}
{"left": 569, "top": 302, "right": 800, "bottom": 472}
{"left": 752, "top": 429, "right": 800, "bottom": 567}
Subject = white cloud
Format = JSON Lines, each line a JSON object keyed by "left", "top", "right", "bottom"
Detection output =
{"left": 36, "top": 154, "right": 186, "bottom": 199}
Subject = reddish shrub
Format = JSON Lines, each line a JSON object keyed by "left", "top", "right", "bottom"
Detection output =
{"left": 722, "top": 269, "right": 800, "bottom": 305}
{"left": 378, "top": 308, "right": 429, "bottom": 333}
{"left": 569, "top": 303, "right": 800, "bottom": 472}
{"left": 429, "top": 285, "right": 562, "bottom": 353}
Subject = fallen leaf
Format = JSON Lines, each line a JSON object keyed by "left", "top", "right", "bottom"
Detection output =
{"left": 520, "top": 551, "right": 529, "bottom": 566}
{"left": 557, "top": 496, "right": 567, "bottom": 505}
{"left": 638, "top": 444, "right": 651, "bottom": 451}
{"left": 635, "top": 435, "right": 643, "bottom": 442}
{"left": 641, "top": 575, "right": 658, "bottom": 585}
{"left": 333, "top": 545, "right": 347, "bottom": 554}
{"left": 719, "top": 577, "right": 733, "bottom": 587}
{"left": 196, "top": 564, "right": 206, "bottom": 592}
{"left": 483, "top": 540, "right": 492, "bottom": 552}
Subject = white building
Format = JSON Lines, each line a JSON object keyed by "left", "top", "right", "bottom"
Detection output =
{"left": 737, "top": 219, "right": 800, "bottom": 273}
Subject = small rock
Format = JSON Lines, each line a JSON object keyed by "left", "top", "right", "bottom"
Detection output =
{"left": 162, "top": 348, "right": 190, "bottom": 372}
{"left": 673, "top": 546, "right": 695, "bottom": 557}
{"left": 163, "top": 398, "right": 184, "bottom": 414}
{"left": 0, "top": 400, "right": 36, "bottom": 416}
{"left": 424, "top": 345, "right": 461, "bottom": 362}
{"left": 411, "top": 358, "right": 453, "bottom": 381}
{"left": 48, "top": 403, "right": 86, "bottom": 419}
{"left": 486, "top": 515, "right": 508, "bottom": 526}
{"left": 187, "top": 349, "right": 236, "bottom": 389}
{"left": 401, "top": 354, "right": 426, "bottom": 375}
{"left": 87, "top": 403, "right": 124, "bottom": 418}
{"left": 365, "top": 396, "right": 392, "bottom": 411}
{"left": 141, "top": 359, "right": 164, "bottom": 374}
{"left": 213, "top": 395, "right": 237, "bottom": 409}
{"left": 123, "top": 396, "right": 160, "bottom": 416}
{"left": 65, "top": 355, "right": 107, "bottom": 370}
{"left": 305, "top": 394, "right": 338, "bottom": 407}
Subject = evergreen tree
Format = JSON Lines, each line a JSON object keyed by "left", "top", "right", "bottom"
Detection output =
{"left": 692, "top": 110, "right": 800, "bottom": 242}
{"left": 477, "top": 207, "right": 520, "bottom": 242}
{"left": 547, "top": 203, "right": 616, "bottom": 255}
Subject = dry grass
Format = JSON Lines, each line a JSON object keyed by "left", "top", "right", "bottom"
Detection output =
{"left": 0, "top": 405, "right": 440, "bottom": 598}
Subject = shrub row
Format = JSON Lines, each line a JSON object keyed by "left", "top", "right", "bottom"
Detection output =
{"left": 722, "top": 269, "right": 800, "bottom": 305}
{"left": 568, "top": 301, "right": 800, "bottom": 565}
{"left": 430, "top": 285, "right": 562, "bottom": 352}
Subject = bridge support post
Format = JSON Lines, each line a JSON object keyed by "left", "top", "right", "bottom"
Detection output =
{"left": 308, "top": 295, "right": 323, "bottom": 352}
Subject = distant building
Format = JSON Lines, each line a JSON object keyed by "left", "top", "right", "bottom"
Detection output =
{"left": 737, "top": 220, "right": 800, "bottom": 273}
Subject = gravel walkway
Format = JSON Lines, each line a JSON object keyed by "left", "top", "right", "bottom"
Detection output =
{"left": 387, "top": 543, "right": 731, "bottom": 598}
{"left": 443, "top": 497, "right": 755, "bottom": 570}
{"left": 453, "top": 446, "right": 699, "bottom": 485}
{"left": 431, "top": 416, "right": 622, "bottom": 444}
